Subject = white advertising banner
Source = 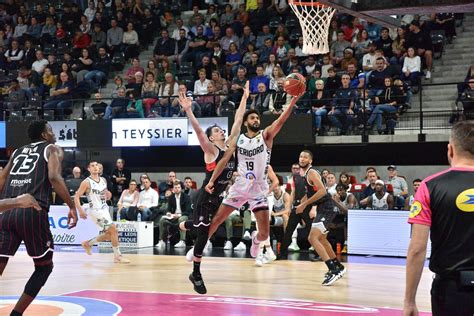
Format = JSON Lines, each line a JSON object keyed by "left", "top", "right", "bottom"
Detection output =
{"left": 49, "top": 121, "right": 77, "bottom": 147}
{"left": 112, "top": 118, "right": 188, "bottom": 147}
{"left": 99, "top": 221, "right": 154, "bottom": 248}
{"left": 49, "top": 205, "right": 100, "bottom": 245}
{"left": 188, "top": 117, "right": 229, "bottom": 146}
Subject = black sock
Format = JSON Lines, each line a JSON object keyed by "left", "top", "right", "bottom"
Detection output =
{"left": 193, "top": 261, "right": 201, "bottom": 276}
{"left": 10, "top": 310, "right": 22, "bottom": 316}
{"left": 325, "top": 259, "right": 337, "bottom": 272}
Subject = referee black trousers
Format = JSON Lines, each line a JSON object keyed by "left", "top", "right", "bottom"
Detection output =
{"left": 431, "top": 275, "right": 474, "bottom": 316}
{"left": 280, "top": 206, "right": 312, "bottom": 256}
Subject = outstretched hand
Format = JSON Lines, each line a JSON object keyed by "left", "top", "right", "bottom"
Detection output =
{"left": 289, "top": 91, "right": 305, "bottom": 107}
{"left": 178, "top": 91, "right": 192, "bottom": 112}
{"left": 242, "top": 80, "right": 250, "bottom": 100}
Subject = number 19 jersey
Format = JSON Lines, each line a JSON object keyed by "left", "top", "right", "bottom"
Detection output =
{"left": 236, "top": 130, "right": 271, "bottom": 183}
{"left": 3, "top": 141, "right": 53, "bottom": 210}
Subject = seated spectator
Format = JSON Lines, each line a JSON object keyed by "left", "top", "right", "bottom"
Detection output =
{"left": 159, "top": 171, "right": 177, "bottom": 200}
{"left": 267, "top": 79, "right": 291, "bottom": 115}
{"left": 29, "top": 67, "right": 57, "bottom": 99}
{"left": 228, "top": 66, "right": 248, "bottom": 105}
{"left": 211, "top": 70, "right": 229, "bottom": 96}
{"left": 90, "top": 24, "right": 107, "bottom": 52}
{"left": 65, "top": 166, "right": 84, "bottom": 196}
{"left": 126, "top": 72, "right": 144, "bottom": 96}
{"left": 141, "top": 72, "right": 160, "bottom": 116}
{"left": 122, "top": 22, "right": 139, "bottom": 61}
{"left": 153, "top": 29, "right": 176, "bottom": 63}
{"left": 391, "top": 27, "right": 407, "bottom": 65}
{"left": 4, "top": 79, "right": 26, "bottom": 110}
{"left": 360, "top": 170, "right": 381, "bottom": 206}
{"left": 366, "top": 22, "right": 382, "bottom": 42}
{"left": 13, "top": 16, "right": 28, "bottom": 42}
{"left": 272, "top": 36, "right": 290, "bottom": 64}
{"left": 340, "top": 48, "right": 358, "bottom": 71}
{"left": 106, "top": 19, "right": 124, "bottom": 57}
{"left": 31, "top": 50, "right": 49, "bottom": 76}
{"left": 330, "top": 31, "right": 350, "bottom": 68}
{"left": 125, "top": 59, "right": 144, "bottom": 85}
{"left": 183, "top": 177, "right": 198, "bottom": 205}
{"left": 117, "top": 180, "right": 140, "bottom": 220}
{"left": 172, "top": 84, "right": 202, "bottom": 118}
{"left": 366, "top": 180, "right": 394, "bottom": 210}
{"left": 362, "top": 42, "right": 377, "bottom": 72}
{"left": 244, "top": 52, "right": 259, "bottom": 78}
{"left": 196, "top": 82, "right": 221, "bottom": 117}
{"left": 352, "top": 29, "right": 370, "bottom": 59}
{"left": 225, "top": 43, "right": 242, "bottom": 79}
{"left": 47, "top": 54, "right": 61, "bottom": 77}
{"left": 146, "top": 60, "right": 159, "bottom": 80}
{"left": 240, "top": 25, "right": 256, "bottom": 53}
{"left": 269, "top": 66, "right": 285, "bottom": 91}
{"left": 111, "top": 75, "right": 125, "bottom": 98}
{"left": 347, "top": 63, "right": 366, "bottom": 90}
{"left": 404, "top": 178, "right": 421, "bottom": 210}
{"left": 84, "top": 47, "right": 111, "bottom": 91}
{"left": 255, "top": 24, "right": 273, "bottom": 50}
{"left": 157, "top": 181, "right": 192, "bottom": 248}
{"left": 328, "top": 74, "right": 357, "bottom": 135}
{"left": 366, "top": 77, "right": 404, "bottom": 134}
{"left": 251, "top": 82, "right": 270, "bottom": 113}
{"left": 79, "top": 15, "right": 91, "bottom": 35}
{"left": 302, "top": 55, "right": 317, "bottom": 77}
{"left": 71, "top": 48, "right": 93, "bottom": 83}
{"left": 401, "top": 47, "right": 421, "bottom": 87}
{"left": 183, "top": 25, "right": 208, "bottom": 65}
{"left": 91, "top": 92, "right": 108, "bottom": 118}
{"left": 224, "top": 206, "right": 251, "bottom": 251}
{"left": 433, "top": 13, "right": 456, "bottom": 43}
{"left": 334, "top": 184, "right": 357, "bottom": 209}
{"left": 324, "top": 67, "right": 341, "bottom": 96}
{"left": 460, "top": 77, "right": 474, "bottom": 120}
{"left": 43, "top": 72, "right": 74, "bottom": 119}
{"left": 4, "top": 40, "right": 23, "bottom": 70}
{"left": 104, "top": 87, "right": 129, "bottom": 119}
{"left": 41, "top": 17, "right": 56, "bottom": 44}
{"left": 72, "top": 30, "right": 91, "bottom": 58}
{"left": 386, "top": 165, "right": 408, "bottom": 209}
{"left": 23, "top": 17, "right": 42, "bottom": 44}
{"left": 368, "top": 57, "right": 391, "bottom": 97}
{"left": 125, "top": 90, "right": 145, "bottom": 118}
{"left": 326, "top": 173, "right": 337, "bottom": 196}
{"left": 375, "top": 27, "right": 393, "bottom": 60}
{"left": 171, "top": 18, "right": 189, "bottom": 40}
{"left": 175, "top": 29, "right": 190, "bottom": 66}
{"left": 257, "top": 38, "right": 274, "bottom": 64}
{"left": 250, "top": 65, "right": 270, "bottom": 93}
{"left": 263, "top": 53, "right": 279, "bottom": 78}
{"left": 136, "top": 177, "right": 158, "bottom": 221}
{"left": 194, "top": 69, "right": 210, "bottom": 96}
{"left": 158, "top": 72, "right": 179, "bottom": 117}
{"left": 156, "top": 58, "right": 176, "bottom": 83}
{"left": 406, "top": 20, "right": 433, "bottom": 79}
{"left": 312, "top": 80, "right": 332, "bottom": 135}
{"left": 20, "top": 40, "right": 35, "bottom": 69}
{"left": 320, "top": 54, "right": 333, "bottom": 78}
{"left": 220, "top": 27, "right": 239, "bottom": 53}
{"left": 220, "top": 5, "right": 235, "bottom": 28}
{"left": 269, "top": 182, "right": 291, "bottom": 231}
{"left": 338, "top": 172, "right": 353, "bottom": 191}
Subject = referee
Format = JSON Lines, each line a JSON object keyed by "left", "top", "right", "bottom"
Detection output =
{"left": 404, "top": 120, "right": 474, "bottom": 316}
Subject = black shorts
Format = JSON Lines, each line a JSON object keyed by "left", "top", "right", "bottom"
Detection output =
{"left": 312, "top": 198, "right": 337, "bottom": 234}
{"left": 0, "top": 208, "right": 54, "bottom": 259}
{"left": 432, "top": 274, "right": 474, "bottom": 316}
{"left": 192, "top": 188, "right": 222, "bottom": 227}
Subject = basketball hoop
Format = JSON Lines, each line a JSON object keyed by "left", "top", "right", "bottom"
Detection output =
{"left": 288, "top": 0, "right": 336, "bottom": 55}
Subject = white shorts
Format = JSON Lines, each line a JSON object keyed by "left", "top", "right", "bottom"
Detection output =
{"left": 86, "top": 205, "right": 113, "bottom": 231}
{"left": 222, "top": 177, "right": 269, "bottom": 211}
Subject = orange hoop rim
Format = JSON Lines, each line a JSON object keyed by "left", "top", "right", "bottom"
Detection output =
{"left": 288, "top": 0, "right": 332, "bottom": 7}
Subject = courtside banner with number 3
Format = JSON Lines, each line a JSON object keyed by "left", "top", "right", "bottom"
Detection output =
{"left": 112, "top": 118, "right": 189, "bottom": 147}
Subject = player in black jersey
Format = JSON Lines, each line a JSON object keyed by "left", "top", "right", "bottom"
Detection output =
{"left": 404, "top": 121, "right": 474, "bottom": 316}
{"left": 296, "top": 150, "right": 346, "bottom": 286}
{"left": 177, "top": 82, "right": 250, "bottom": 294}
{"left": 0, "top": 120, "right": 78, "bottom": 316}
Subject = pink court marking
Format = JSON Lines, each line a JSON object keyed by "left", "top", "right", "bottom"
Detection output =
{"left": 65, "top": 290, "right": 432, "bottom": 316}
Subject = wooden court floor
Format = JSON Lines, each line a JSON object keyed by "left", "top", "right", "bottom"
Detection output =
{"left": 0, "top": 251, "right": 433, "bottom": 315}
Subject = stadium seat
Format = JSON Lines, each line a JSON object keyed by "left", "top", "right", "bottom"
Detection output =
{"left": 349, "top": 183, "right": 366, "bottom": 193}
{"left": 386, "top": 184, "right": 394, "bottom": 193}
{"left": 24, "top": 110, "right": 39, "bottom": 121}
{"left": 8, "top": 110, "right": 23, "bottom": 122}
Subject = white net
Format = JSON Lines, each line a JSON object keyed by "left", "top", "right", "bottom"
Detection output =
{"left": 288, "top": 1, "right": 336, "bottom": 55}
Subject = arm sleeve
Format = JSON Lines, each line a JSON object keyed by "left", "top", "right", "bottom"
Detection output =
{"left": 407, "top": 181, "right": 432, "bottom": 227}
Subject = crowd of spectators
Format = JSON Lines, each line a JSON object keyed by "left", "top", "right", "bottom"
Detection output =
{"left": 0, "top": 1, "right": 465, "bottom": 133}
{"left": 61, "top": 156, "right": 419, "bottom": 250}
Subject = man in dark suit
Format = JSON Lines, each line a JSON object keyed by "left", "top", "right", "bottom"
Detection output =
{"left": 157, "top": 181, "right": 192, "bottom": 249}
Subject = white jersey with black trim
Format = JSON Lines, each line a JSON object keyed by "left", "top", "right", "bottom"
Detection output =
{"left": 272, "top": 189, "right": 286, "bottom": 212}
{"left": 236, "top": 130, "right": 271, "bottom": 183}
{"left": 371, "top": 192, "right": 389, "bottom": 210}
{"left": 86, "top": 176, "right": 108, "bottom": 209}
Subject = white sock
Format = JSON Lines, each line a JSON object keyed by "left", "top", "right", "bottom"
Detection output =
{"left": 264, "top": 237, "right": 271, "bottom": 247}
{"left": 113, "top": 246, "right": 121, "bottom": 256}
{"left": 291, "top": 237, "right": 297, "bottom": 244}
{"left": 89, "top": 237, "right": 98, "bottom": 246}
{"left": 292, "top": 229, "right": 297, "bottom": 238}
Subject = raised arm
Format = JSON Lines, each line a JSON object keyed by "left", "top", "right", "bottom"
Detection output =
{"left": 205, "top": 140, "right": 237, "bottom": 194}
{"left": 178, "top": 91, "right": 216, "bottom": 157}
{"left": 263, "top": 93, "right": 303, "bottom": 148}
{"left": 227, "top": 81, "right": 250, "bottom": 144}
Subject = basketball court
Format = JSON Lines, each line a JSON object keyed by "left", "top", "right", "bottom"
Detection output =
{"left": 0, "top": 247, "right": 433, "bottom": 315}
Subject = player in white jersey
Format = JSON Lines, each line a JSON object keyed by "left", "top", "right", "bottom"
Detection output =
{"left": 75, "top": 161, "right": 130, "bottom": 263}
{"left": 269, "top": 177, "right": 291, "bottom": 231}
{"left": 206, "top": 93, "right": 302, "bottom": 266}
{"left": 367, "top": 180, "right": 394, "bottom": 210}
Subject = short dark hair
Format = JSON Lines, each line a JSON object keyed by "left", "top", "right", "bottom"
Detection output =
{"left": 27, "top": 120, "right": 48, "bottom": 142}
{"left": 381, "top": 27, "right": 389, "bottom": 33}
{"left": 300, "top": 149, "right": 313, "bottom": 159}
{"left": 173, "top": 180, "right": 182, "bottom": 187}
{"left": 243, "top": 109, "right": 260, "bottom": 122}
{"left": 413, "top": 179, "right": 422, "bottom": 184}
{"left": 184, "top": 176, "right": 192, "bottom": 181}
{"left": 336, "top": 184, "right": 347, "bottom": 191}
{"left": 205, "top": 124, "right": 222, "bottom": 139}
{"left": 451, "top": 120, "right": 474, "bottom": 156}
{"left": 88, "top": 160, "right": 98, "bottom": 166}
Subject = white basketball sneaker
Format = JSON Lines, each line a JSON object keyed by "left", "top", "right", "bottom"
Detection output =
{"left": 186, "top": 247, "right": 194, "bottom": 262}
{"left": 174, "top": 240, "right": 186, "bottom": 248}
{"left": 250, "top": 231, "right": 260, "bottom": 258}
{"left": 224, "top": 240, "right": 233, "bottom": 250}
{"left": 233, "top": 242, "right": 246, "bottom": 251}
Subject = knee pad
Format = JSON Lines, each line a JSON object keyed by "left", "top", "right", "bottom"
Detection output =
{"left": 193, "top": 226, "right": 210, "bottom": 258}
{"left": 24, "top": 263, "right": 53, "bottom": 298}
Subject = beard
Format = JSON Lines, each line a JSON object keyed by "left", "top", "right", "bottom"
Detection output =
{"left": 299, "top": 162, "right": 309, "bottom": 169}
{"left": 247, "top": 124, "right": 260, "bottom": 133}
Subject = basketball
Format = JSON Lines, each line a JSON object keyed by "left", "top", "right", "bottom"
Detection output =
{"left": 284, "top": 73, "right": 307, "bottom": 96}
